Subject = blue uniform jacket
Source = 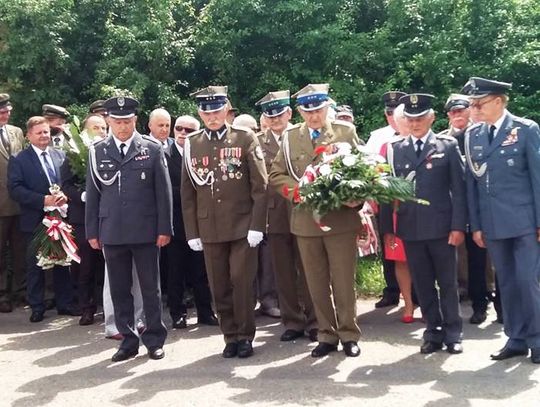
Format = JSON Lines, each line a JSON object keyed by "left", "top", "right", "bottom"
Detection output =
{"left": 465, "top": 113, "right": 540, "bottom": 239}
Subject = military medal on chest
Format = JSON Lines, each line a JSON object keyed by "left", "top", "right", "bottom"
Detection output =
{"left": 219, "top": 147, "right": 242, "bottom": 181}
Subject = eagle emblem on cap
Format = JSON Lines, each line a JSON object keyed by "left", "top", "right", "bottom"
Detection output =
{"left": 390, "top": 92, "right": 396, "bottom": 100}
{"left": 469, "top": 79, "right": 477, "bottom": 91}
{"left": 118, "top": 97, "right": 125, "bottom": 107}
{"left": 410, "top": 94, "right": 418, "bottom": 104}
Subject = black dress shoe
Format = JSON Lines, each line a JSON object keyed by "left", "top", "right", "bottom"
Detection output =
{"left": 29, "top": 310, "right": 44, "bottom": 323}
{"left": 342, "top": 341, "right": 361, "bottom": 357}
{"left": 311, "top": 342, "right": 338, "bottom": 358}
{"left": 446, "top": 343, "right": 463, "bottom": 354}
{"left": 280, "top": 329, "right": 304, "bottom": 342}
{"left": 469, "top": 310, "right": 487, "bottom": 324}
{"left": 0, "top": 301, "right": 13, "bottom": 313}
{"left": 172, "top": 315, "right": 187, "bottom": 329}
{"left": 44, "top": 299, "right": 55, "bottom": 310}
{"left": 237, "top": 339, "right": 254, "bottom": 358}
{"left": 490, "top": 346, "right": 528, "bottom": 361}
{"left": 79, "top": 310, "right": 95, "bottom": 326}
{"left": 531, "top": 348, "right": 540, "bottom": 364}
{"left": 420, "top": 341, "right": 443, "bottom": 354}
{"left": 57, "top": 305, "right": 82, "bottom": 316}
{"left": 198, "top": 314, "right": 219, "bottom": 326}
{"left": 111, "top": 348, "right": 138, "bottom": 362}
{"left": 148, "top": 347, "right": 165, "bottom": 360}
{"left": 222, "top": 342, "right": 238, "bottom": 358}
{"left": 375, "top": 295, "right": 399, "bottom": 309}
{"left": 308, "top": 328, "right": 318, "bottom": 342}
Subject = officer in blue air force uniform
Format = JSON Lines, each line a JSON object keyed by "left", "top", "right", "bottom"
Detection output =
{"left": 462, "top": 77, "right": 540, "bottom": 364}
{"left": 85, "top": 96, "right": 173, "bottom": 362}
{"left": 381, "top": 93, "right": 467, "bottom": 355}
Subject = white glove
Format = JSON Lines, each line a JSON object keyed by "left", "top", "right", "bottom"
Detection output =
{"left": 247, "top": 230, "right": 264, "bottom": 248}
{"left": 188, "top": 238, "right": 203, "bottom": 251}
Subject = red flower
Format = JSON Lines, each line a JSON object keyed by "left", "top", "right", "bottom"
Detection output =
{"left": 282, "top": 185, "right": 290, "bottom": 198}
{"left": 293, "top": 184, "right": 301, "bottom": 203}
{"left": 314, "top": 145, "right": 328, "bottom": 155}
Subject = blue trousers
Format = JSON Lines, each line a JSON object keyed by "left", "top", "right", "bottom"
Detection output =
{"left": 486, "top": 233, "right": 540, "bottom": 349}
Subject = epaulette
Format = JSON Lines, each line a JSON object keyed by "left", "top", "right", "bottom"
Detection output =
{"left": 436, "top": 133, "right": 455, "bottom": 141}
{"left": 187, "top": 129, "right": 204, "bottom": 138}
{"left": 513, "top": 116, "right": 536, "bottom": 128}
{"left": 388, "top": 135, "right": 404, "bottom": 144}
{"left": 142, "top": 134, "right": 159, "bottom": 144}
{"left": 437, "top": 129, "right": 450, "bottom": 137}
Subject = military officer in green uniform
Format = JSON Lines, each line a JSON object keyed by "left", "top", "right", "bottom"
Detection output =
{"left": 255, "top": 90, "right": 317, "bottom": 342}
{"left": 269, "top": 84, "right": 363, "bottom": 358}
{"left": 181, "top": 86, "right": 268, "bottom": 359}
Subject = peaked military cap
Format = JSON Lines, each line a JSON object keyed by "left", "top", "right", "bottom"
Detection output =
{"left": 103, "top": 96, "right": 139, "bottom": 118}
{"left": 292, "top": 84, "right": 330, "bottom": 111}
{"left": 399, "top": 93, "right": 435, "bottom": 117}
{"left": 89, "top": 99, "right": 107, "bottom": 114}
{"left": 461, "top": 77, "right": 512, "bottom": 99}
{"left": 444, "top": 94, "right": 470, "bottom": 112}
{"left": 335, "top": 104, "right": 354, "bottom": 119}
{"left": 0, "top": 93, "right": 12, "bottom": 111}
{"left": 382, "top": 91, "right": 406, "bottom": 112}
{"left": 255, "top": 90, "right": 291, "bottom": 117}
{"left": 190, "top": 86, "right": 229, "bottom": 112}
{"left": 42, "top": 104, "right": 70, "bottom": 119}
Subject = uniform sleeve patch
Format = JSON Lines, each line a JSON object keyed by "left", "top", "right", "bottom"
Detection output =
{"left": 255, "top": 145, "right": 264, "bottom": 160}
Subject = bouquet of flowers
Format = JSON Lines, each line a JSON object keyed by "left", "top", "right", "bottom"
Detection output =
{"left": 31, "top": 185, "right": 80, "bottom": 269}
{"left": 287, "top": 142, "right": 427, "bottom": 230}
{"left": 64, "top": 117, "right": 92, "bottom": 188}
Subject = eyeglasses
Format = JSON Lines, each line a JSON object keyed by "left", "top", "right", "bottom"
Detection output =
{"left": 175, "top": 125, "right": 196, "bottom": 133}
{"left": 470, "top": 97, "right": 496, "bottom": 110}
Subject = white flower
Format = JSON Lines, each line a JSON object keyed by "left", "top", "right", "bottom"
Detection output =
{"left": 342, "top": 155, "right": 357, "bottom": 167}
{"left": 318, "top": 164, "right": 332, "bottom": 176}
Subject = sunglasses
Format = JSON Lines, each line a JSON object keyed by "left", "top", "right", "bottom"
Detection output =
{"left": 175, "top": 125, "right": 196, "bottom": 133}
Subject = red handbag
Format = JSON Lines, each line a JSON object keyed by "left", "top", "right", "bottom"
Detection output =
{"left": 384, "top": 204, "right": 407, "bottom": 262}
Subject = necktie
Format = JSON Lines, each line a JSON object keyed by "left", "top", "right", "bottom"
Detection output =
{"left": 41, "top": 151, "right": 58, "bottom": 184}
{"left": 0, "top": 128, "right": 9, "bottom": 154}
{"left": 119, "top": 143, "right": 126, "bottom": 159}
{"left": 311, "top": 130, "right": 320, "bottom": 140}
{"left": 415, "top": 139, "right": 423, "bottom": 157}
{"left": 488, "top": 125, "right": 496, "bottom": 144}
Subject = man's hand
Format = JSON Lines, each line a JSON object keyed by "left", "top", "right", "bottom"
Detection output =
{"left": 448, "top": 230, "right": 465, "bottom": 246}
{"left": 55, "top": 193, "right": 67, "bottom": 206}
{"left": 472, "top": 231, "right": 486, "bottom": 248}
{"left": 88, "top": 238, "right": 102, "bottom": 250}
{"left": 188, "top": 238, "right": 203, "bottom": 251}
{"left": 44, "top": 195, "right": 57, "bottom": 206}
{"left": 156, "top": 235, "right": 171, "bottom": 247}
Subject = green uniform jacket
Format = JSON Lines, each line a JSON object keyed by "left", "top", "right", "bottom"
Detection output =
{"left": 181, "top": 124, "right": 268, "bottom": 243}
{"left": 269, "top": 120, "right": 363, "bottom": 237}
{"left": 1, "top": 124, "right": 25, "bottom": 216}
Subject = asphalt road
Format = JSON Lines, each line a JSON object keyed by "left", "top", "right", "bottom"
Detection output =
{"left": 1, "top": 300, "right": 539, "bottom": 406}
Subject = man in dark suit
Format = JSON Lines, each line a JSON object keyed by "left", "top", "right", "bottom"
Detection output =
{"left": 166, "top": 115, "right": 217, "bottom": 329}
{"left": 462, "top": 77, "right": 540, "bottom": 364}
{"left": 0, "top": 93, "right": 26, "bottom": 313}
{"left": 60, "top": 114, "right": 107, "bottom": 325}
{"left": 255, "top": 90, "right": 317, "bottom": 342}
{"left": 381, "top": 94, "right": 467, "bottom": 355}
{"left": 8, "top": 116, "right": 77, "bottom": 322}
{"left": 86, "top": 96, "right": 173, "bottom": 362}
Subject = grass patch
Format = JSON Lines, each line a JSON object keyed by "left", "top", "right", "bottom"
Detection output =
{"left": 356, "top": 255, "right": 385, "bottom": 297}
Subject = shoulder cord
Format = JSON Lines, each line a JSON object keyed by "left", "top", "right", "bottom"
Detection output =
{"left": 89, "top": 143, "right": 122, "bottom": 194}
{"left": 183, "top": 137, "right": 214, "bottom": 187}
{"left": 464, "top": 131, "right": 487, "bottom": 178}
{"left": 282, "top": 130, "right": 301, "bottom": 182}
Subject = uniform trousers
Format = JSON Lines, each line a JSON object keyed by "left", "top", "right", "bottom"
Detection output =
{"left": 485, "top": 233, "right": 540, "bottom": 350}
{"left": 404, "top": 238, "right": 462, "bottom": 344}
{"left": 268, "top": 232, "right": 316, "bottom": 331}
{"left": 203, "top": 238, "right": 257, "bottom": 343}
{"left": 256, "top": 239, "right": 279, "bottom": 310}
{"left": 102, "top": 261, "right": 144, "bottom": 337}
{"left": 103, "top": 243, "right": 166, "bottom": 351}
{"left": 464, "top": 232, "right": 489, "bottom": 312}
{"left": 0, "top": 215, "right": 26, "bottom": 303}
{"left": 296, "top": 232, "right": 360, "bottom": 344}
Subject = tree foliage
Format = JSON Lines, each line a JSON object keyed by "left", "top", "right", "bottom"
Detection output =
{"left": 1, "top": 0, "right": 539, "bottom": 135}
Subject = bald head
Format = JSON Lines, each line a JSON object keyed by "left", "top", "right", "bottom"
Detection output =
{"left": 148, "top": 108, "right": 171, "bottom": 142}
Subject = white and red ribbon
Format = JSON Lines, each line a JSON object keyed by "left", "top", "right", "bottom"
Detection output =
{"left": 42, "top": 216, "right": 81, "bottom": 264}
